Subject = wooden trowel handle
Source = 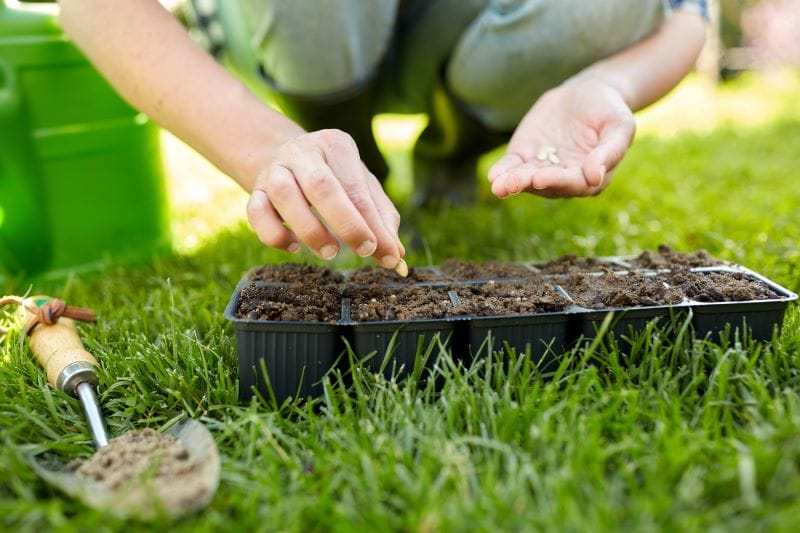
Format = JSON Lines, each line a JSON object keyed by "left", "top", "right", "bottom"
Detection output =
{"left": 23, "top": 298, "right": 98, "bottom": 392}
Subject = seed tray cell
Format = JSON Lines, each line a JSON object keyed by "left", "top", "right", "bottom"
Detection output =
{"left": 224, "top": 280, "right": 340, "bottom": 403}
{"left": 225, "top": 258, "right": 797, "bottom": 403}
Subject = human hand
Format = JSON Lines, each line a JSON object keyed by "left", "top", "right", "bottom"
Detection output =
{"left": 488, "top": 76, "right": 636, "bottom": 198}
{"left": 246, "top": 129, "right": 404, "bottom": 268}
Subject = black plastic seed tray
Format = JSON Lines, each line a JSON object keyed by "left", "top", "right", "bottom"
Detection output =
{"left": 224, "top": 260, "right": 797, "bottom": 403}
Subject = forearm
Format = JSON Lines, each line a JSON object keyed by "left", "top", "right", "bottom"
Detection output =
{"left": 58, "top": 0, "right": 303, "bottom": 191}
{"left": 576, "top": 9, "right": 707, "bottom": 112}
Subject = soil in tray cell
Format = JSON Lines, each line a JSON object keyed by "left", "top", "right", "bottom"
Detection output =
{"left": 534, "top": 255, "right": 625, "bottom": 274}
{"left": 346, "top": 285, "right": 458, "bottom": 321}
{"left": 665, "top": 270, "right": 781, "bottom": 302}
{"left": 236, "top": 283, "right": 342, "bottom": 322}
{"left": 441, "top": 258, "right": 532, "bottom": 280}
{"left": 559, "top": 272, "right": 685, "bottom": 310}
{"left": 249, "top": 263, "right": 345, "bottom": 284}
{"left": 627, "top": 244, "right": 723, "bottom": 270}
{"left": 453, "top": 280, "right": 571, "bottom": 316}
{"left": 348, "top": 265, "right": 444, "bottom": 285}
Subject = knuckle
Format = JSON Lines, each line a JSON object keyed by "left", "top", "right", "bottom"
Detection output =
{"left": 349, "top": 190, "right": 372, "bottom": 212}
{"left": 304, "top": 168, "right": 333, "bottom": 191}
{"left": 334, "top": 219, "right": 365, "bottom": 243}
{"left": 388, "top": 209, "right": 401, "bottom": 227}
{"left": 320, "top": 129, "right": 354, "bottom": 150}
{"left": 266, "top": 172, "right": 295, "bottom": 202}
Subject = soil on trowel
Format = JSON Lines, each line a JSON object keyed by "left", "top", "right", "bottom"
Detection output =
{"left": 666, "top": 270, "right": 780, "bottom": 302}
{"left": 453, "top": 279, "right": 571, "bottom": 316}
{"left": 249, "top": 263, "right": 344, "bottom": 284}
{"left": 68, "top": 428, "right": 211, "bottom": 518}
{"left": 628, "top": 244, "right": 723, "bottom": 270}
{"left": 236, "top": 283, "right": 342, "bottom": 322}
{"left": 534, "top": 255, "right": 625, "bottom": 274}
{"left": 346, "top": 285, "right": 458, "bottom": 321}
{"left": 348, "top": 265, "right": 444, "bottom": 285}
{"left": 441, "top": 258, "right": 532, "bottom": 280}
{"left": 560, "top": 272, "right": 685, "bottom": 310}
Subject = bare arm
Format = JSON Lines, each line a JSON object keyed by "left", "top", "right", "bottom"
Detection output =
{"left": 58, "top": 0, "right": 404, "bottom": 266}
{"left": 579, "top": 9, "right": 707, "bottom": 112}
{"left": 489, "top": 9, "right": 706, "bottom": 198}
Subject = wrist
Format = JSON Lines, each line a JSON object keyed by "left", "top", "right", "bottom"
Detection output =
{"left": 567, "top": 69, "right": 636, "bottom": 110}
{"left": 216, "top": 85, "right": 306, "bottom": 192}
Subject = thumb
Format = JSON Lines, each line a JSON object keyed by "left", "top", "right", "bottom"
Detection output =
{"left": 583, "top": 118, "right": 635, "bottom": 187}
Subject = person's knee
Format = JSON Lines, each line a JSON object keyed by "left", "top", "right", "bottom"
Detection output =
{"left": 250, "top": 1, "right": 398, "bottom": 97}
{"left": 445, "top": 0, "right": 664, "bottom": 130}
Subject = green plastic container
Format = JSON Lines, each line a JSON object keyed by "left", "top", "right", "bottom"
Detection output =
{"left": 0, "top": 1, "right": 170, "bottom": 279}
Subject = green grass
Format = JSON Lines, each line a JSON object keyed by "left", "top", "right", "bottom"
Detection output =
{"left": 2, "top": 72, "right": 800, "bottom": 531}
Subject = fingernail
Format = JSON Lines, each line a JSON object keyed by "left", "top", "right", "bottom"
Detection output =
{"left": 287, "top": 242, "right": 301, "bottom": 254}
{"left": 599, "top": 165, "right": 606, "bottom": 186}
{"left": 320, "top": 244, "right": 338, "bottom": 260}
{"left": 398, "top": 241, "right": 406, "bottom": 257}
{"left": 356, "top": 240, "right": 377, "bottom": 257}
{"left": 381, "top": 255, "right": 399, "bottom": 268}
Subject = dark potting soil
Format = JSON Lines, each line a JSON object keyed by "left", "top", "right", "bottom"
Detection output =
{"left": 249, "top": 263, "right": 344, "bottom": 284}
{"left": 665, "top": 270, "right": 780, "bottom": 302}
{"left": 346, "top": 285, "right": 459, "bottom": 321}
{"left": 347, "top": 265, "right": 444, "bottom": 285}
{"left": 534, "top": 255, "right": 625, "bottom": 274}
{"left": 441, "top": 258, "right": 532, "bottom": 280}
{"left": 236, "top": 283, "right": 341, "bottom": 322}
{"left": 628, "top": 244, "right": 723, "bottom": 270}
{"left": 559, "top": 272, "right": 685, "bottom": 310}
{"left": 453, "top": 280, "right": 571, "bottom": 316}
{"left": 234, "top": 255, "right": 780, "bottom": 322}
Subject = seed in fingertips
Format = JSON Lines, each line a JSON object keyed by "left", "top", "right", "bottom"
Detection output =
{"left": 548, "top": 153, "right": 560, "bottom": 164}
{"left": 394, "top": 258, "right": 409, "bottom": 278}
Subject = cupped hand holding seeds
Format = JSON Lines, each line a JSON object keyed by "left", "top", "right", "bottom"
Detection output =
{"left": 247, "top": 129, "right": 405, "bottom": 271}
{"left": 488, "top": 76, "right": 635, "bottom": 199}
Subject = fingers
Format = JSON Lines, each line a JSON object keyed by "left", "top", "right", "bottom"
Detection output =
{"left": 321, "top": 142, "right": 402, "bottom": 267}
{"left": 583, "top": 118, "right": 635, "bottom": 187}
{"left": 263, "top": 164, "right": 341, "bottom": 259}
{"left": 488, "top": 152, "right": 525, "bottom": 183}
{"left": 491, "top": 162, "right": 599, "bottom": 198}
{"left": 365, "top": 171, "right": 405, "bottom": 258}
{"left": 246, "top": 188, "right": 301, "bottom": 253}
{"left": 247, "top": 129, "right": 404, "bottom": 265}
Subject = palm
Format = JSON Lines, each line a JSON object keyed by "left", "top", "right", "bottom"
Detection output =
{"left": 488, "top": 78, "right": 635, "bottom": 199}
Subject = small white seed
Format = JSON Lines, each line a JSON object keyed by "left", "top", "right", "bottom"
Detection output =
{"left": 548, "top": 152, "right": 560, "bottom": 164}
{"left": 394, "top": 258, "right": 409, "bottom": 278}
{"left": 537, "top": 145, "right": 557, "bottom": 162}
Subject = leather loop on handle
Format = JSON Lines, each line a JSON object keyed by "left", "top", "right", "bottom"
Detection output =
{"left": 22, "top": 297, "right": 98, "bottom": 388}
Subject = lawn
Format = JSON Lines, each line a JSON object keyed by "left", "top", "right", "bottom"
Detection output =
{"left": 2, "top": 70, "right": 800, "bottom": 531}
